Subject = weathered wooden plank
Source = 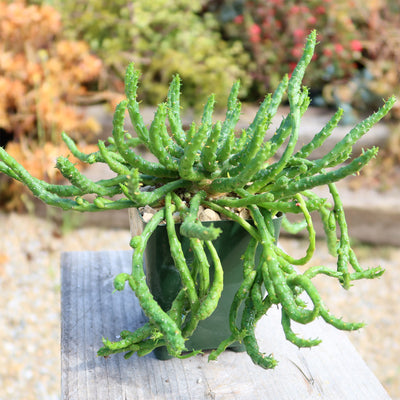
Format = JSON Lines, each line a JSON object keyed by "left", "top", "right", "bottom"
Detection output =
{"left": 61, "top": 251, "right": 391, "bottom": 400}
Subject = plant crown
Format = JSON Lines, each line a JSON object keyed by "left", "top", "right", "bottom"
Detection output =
{"left": 0, "top": 31, "right": 395, "bottom": 368}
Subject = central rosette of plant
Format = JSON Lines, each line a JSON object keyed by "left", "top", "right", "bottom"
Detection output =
{"left": 0, "top": 31, "right": 395, "bottom": 368}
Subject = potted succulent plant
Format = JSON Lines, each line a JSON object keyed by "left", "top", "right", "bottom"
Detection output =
{"left": 0, "top": 31, "right": 395, "bottom": 369}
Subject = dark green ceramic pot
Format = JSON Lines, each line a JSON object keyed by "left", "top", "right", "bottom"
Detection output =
{"left": 131, "top": 210, "right": 283, "bottom": 360}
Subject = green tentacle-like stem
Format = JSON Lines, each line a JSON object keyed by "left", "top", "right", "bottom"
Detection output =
{"left": 180, "top": 191, "right": 222, "bottom": 241}
{"left": 165, "top": 193, "right": 199, "bottom": 313}
{"left": 275, "top": 193, "right": 315, "bottom": 265}
{"left": 129, "top": 209, "right": 186, "bottom": 356}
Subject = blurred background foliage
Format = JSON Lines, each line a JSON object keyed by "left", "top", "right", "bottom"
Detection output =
{"left": 0, "top": 1, "right": 103, "bottom": 144}
{"left": 208, "top": 0, "right": 400, "bottom": 120}
{"left": 45, "top": 0, "right": 251, "bottom": 109}
{"left": 1, "top": 0, "right": 400, "bottom": 210}
{"left": 0, "top": 0, "right": 102, "bottom": 210}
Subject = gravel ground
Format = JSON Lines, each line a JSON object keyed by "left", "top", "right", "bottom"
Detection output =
{"left": 0, "top": 211, "right": 399, "bottom": 399}
{"left": 0, "top": 212, "right": 131, "bottom": 400}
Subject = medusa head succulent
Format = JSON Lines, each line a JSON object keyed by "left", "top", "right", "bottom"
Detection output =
{"left": 0, "top": 31, "right": 395, "bottom": 368}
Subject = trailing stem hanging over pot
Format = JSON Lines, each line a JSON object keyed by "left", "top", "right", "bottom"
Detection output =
{"left": 0, "top": 31, "right": 396, "bottom": 368}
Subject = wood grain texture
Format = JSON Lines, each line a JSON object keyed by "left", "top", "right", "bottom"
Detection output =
{"left": 61, "top": 251, "right": 391, "bottom": 400}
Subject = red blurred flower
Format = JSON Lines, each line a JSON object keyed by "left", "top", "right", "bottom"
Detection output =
{"left": 307, "top": 15, "right": 317, "bottom": 25}
{"left": 290, "top": 5, "right": 301, "bottom": 14}
{"left": 334, "top": 43, "right": 344, "bottom": 53}
{"left": 249, "top": 23, "right": 261, "bottom": 43}
{"left": 270, "top": 0, "right": 284, "bottom": 5}
{"left": 233, "top": 15, "right": 244, "bottom": 24}
{"left": 293, "top": 28, "right": 305, "bottom": 41}
{"left": 350, "top": 39, "right": 363, "bottom": 52}
{"left": 291, "top": 45, "right": 303, "bottom": 58}
{"left": 249, "top": 23, "right": 261, "bottom": 36}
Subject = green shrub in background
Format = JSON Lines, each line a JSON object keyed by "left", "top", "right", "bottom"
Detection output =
{"left": 51, "top": 0, "right": 251, "bottom": 110}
